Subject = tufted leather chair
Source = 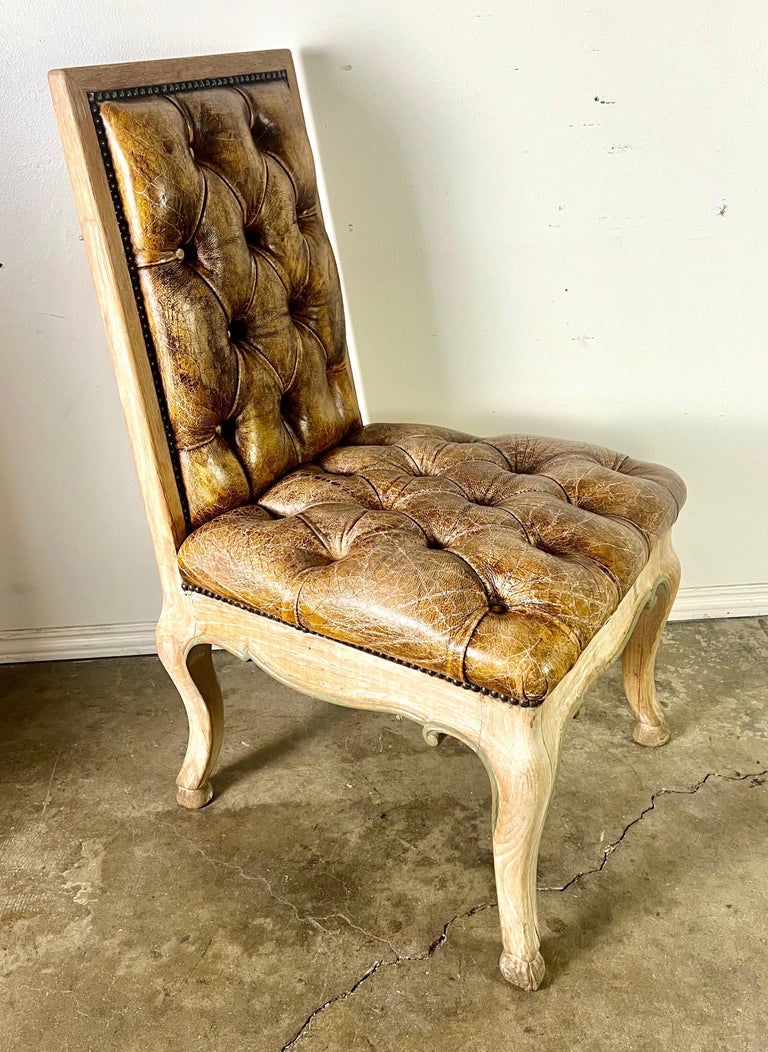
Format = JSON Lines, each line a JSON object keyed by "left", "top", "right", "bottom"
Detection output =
{"left": 50, "top": 50, "right": 685, "bottom": 991}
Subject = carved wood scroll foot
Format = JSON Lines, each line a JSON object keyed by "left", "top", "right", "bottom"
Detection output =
{"left": 499, "top": 950, "right": 546, "bottom": 991}
{"left": 176, "top": 781, "right": 214, "bottom": 809}
{"left": 632, "top": 720, "right": 671, "bottom": 748}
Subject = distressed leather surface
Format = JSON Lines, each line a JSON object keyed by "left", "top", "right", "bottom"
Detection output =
{"left": 100, "top": 78, "right": 361, "bottom": 528}
{"left": 179, "top": 424, "right": 686, "bottom": 705}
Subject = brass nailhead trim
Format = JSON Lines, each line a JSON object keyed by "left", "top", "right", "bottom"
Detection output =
{"left": 88, "top": 69, "right": 287, "bottom": 104}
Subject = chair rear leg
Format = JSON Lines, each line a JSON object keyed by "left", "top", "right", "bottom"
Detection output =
{"left": 622, "top": 545, "right": 681, "bottom": 747}
{"left": 157, "top": 636, "right": 224, "bottom": 808}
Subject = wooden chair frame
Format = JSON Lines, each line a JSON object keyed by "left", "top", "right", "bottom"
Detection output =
{"left": 50, "top": 50, "right": 680, "bottom": 991}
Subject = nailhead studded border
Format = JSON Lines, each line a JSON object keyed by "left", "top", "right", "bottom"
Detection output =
{"left": 180, "top": 580, "right": 534, "bottom": 708}
{"left": 89, "top": 70, "right": 289, "bottom": 534}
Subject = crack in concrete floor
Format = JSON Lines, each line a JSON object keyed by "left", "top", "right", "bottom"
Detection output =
{"left": 280, "top": 902, "right": 497, "bottom": 1051}
{"left": 168, "top": 825, "right": 405, "bottom": 952}
{"left": 279, "top": 766, "right": 768, "bottom": 1051}
{"left": 539, "top": 766, "right": 768, "bottom": 892}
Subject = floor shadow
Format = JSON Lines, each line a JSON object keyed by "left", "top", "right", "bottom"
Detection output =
{"left": 212, "top": 696, "right": 359, "bottom": 797}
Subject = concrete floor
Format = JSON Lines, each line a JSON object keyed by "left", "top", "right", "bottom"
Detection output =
{"left": 0, "top": 618, "right": 766, "bottom": 1051}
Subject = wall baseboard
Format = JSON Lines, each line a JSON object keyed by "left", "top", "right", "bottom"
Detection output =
{"left": 668, "top": 583, "right": 768, "bottom": 622}
{"left": 0, "top": 621, "right": 157, "bottom": 665}
{"left": 1, "top": 584, "right": 766, "bottom": 665}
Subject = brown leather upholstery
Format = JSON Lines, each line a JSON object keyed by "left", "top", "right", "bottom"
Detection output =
{"left": 95, "top": 69, "right": 685, "bottom": 707}
{"left": 179, "top": 423, "right": 685, "bottom": 705}
{"left": 100, "top": 75, "right": 360, "bottom": 529}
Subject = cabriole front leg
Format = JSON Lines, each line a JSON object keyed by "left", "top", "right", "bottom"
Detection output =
{"left": 622, "top": 539, "right": 681, "bottom": 748}
{"left": 479, "top": 705, "right": 559, "bottom": 991}
{"left": 156, "top": 631, "right": 224, "bottom": 809}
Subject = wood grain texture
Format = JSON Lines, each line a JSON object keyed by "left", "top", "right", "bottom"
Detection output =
{"left": 155, "top": 634, "right": 223, "bottom": 809}
{"left": 622, "top": 544, "right": 681, "bottom": 747}
{"left": 50, "top": 52, "right": 683, "bottom": 990}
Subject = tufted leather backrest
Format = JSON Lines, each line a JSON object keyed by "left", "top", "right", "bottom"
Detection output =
{"left": 95, "top": 71, "right": 361, "bottom": 530}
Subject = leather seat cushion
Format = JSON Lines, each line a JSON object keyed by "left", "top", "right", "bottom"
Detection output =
{"left": 177, "top": 423, "right": 686, "bottom": 705}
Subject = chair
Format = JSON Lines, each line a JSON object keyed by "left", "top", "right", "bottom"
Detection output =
{"left": 49, "top": 50, "right": 685, "bottom": 991}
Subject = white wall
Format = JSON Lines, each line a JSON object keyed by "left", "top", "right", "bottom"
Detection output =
{"left": 1, "top": 0, "right": 767, "bottom": 637}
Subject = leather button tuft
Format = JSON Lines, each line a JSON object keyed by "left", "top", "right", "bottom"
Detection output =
{"left": 228, "top": 318, "right": 248, "bottom": 343}
{"left": 488, "top": 602, "right": 508, "bottom": 615}
{"left": 175, "top": 248, "right": 185, "bottom": 260}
